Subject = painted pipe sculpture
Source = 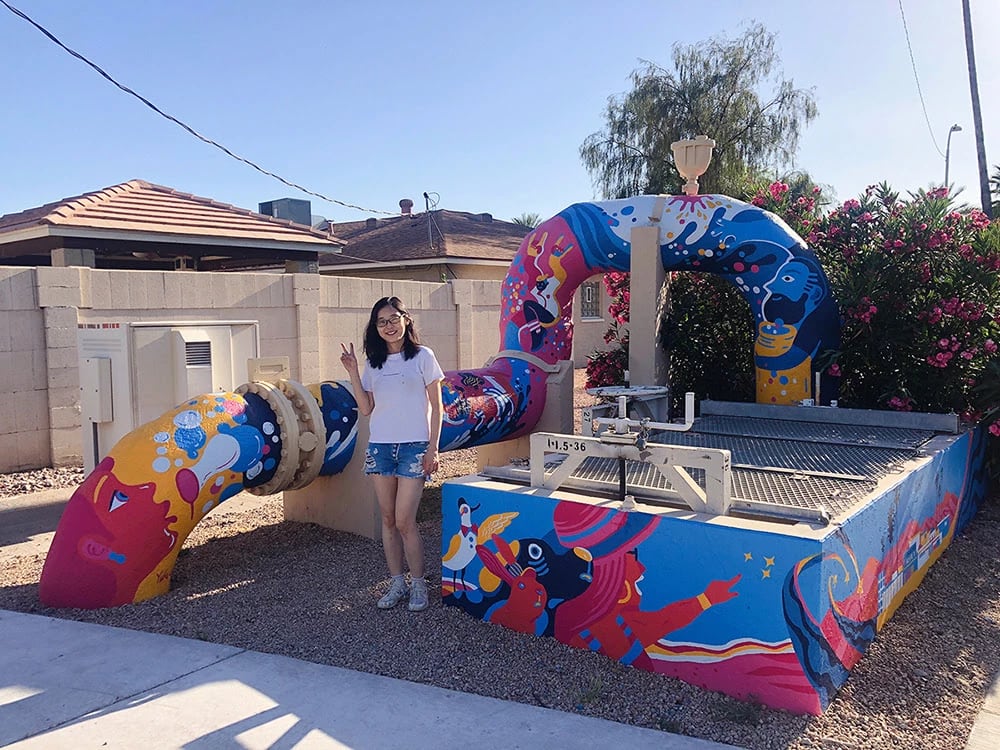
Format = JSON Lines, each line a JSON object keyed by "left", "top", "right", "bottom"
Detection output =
{"left": 40, "top": 194, "right": 839, "bottom": 608}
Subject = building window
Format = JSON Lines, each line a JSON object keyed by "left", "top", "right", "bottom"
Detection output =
{"left": 580, "top": 280, "right": 602, "bottom": 319}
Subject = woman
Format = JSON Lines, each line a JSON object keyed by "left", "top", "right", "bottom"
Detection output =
{"left": 340, "top": 296, "right": 444, "bottom": 611}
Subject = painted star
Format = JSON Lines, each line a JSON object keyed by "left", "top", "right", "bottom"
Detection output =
{"left": 744, "top": 552, "right": 753, "bottom": 562}
{"left": 764, "top": 556, "right": 775, "bottom": 567}
{"left": 762, "top": 568, "right": 771, "bottom": 579}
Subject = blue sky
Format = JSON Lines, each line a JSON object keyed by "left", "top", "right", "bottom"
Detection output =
{"left": 1, "top": 1, "right": 997, "bottom": 224}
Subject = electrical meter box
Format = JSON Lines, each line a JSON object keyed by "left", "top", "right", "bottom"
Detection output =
{"left": 77, "top": 321, "right": 259, "bottom": 473}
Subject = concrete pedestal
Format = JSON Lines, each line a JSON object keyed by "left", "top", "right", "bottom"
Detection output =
{"left": 282, "top": 414, "right": 381, "bottom": 541}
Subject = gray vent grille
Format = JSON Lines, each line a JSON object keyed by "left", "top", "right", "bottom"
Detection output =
{"left": 185, "top": 341, "right": 212, "bottom": 367}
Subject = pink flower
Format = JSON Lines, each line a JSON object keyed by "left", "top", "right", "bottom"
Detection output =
{"left": 969, "top": 210, "right": 991, "bottom": 230}
{"left": 769, "top": 182, "right": 789, "bottom": 201}
{"left": 888, "top": 396, "right": 914, "bottom": 411}
{"left": 827, "top": 364, "right": 841, "bottom": 377}
{"left": 986, "top": 339, "right": 998, "bottom": 354}
{"left": 990, "top": 422, "right": 1000, "bottom": 438}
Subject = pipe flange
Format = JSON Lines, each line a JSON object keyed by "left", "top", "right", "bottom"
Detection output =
{"left": 276, "top": 378, "right": 326, "bottom": 491}
{"left": 236, "top": 380, "right": 300, "bottom": 496}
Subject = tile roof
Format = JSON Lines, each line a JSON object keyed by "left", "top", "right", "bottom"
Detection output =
{"left": 323, "top": 210, "right": 530, "bottom": 266}
{"left": 0, "top": 180, "right": 344, "bottom": 250}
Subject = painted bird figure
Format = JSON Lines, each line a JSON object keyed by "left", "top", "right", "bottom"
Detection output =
{"left": 442, "top": 498, "right": 517, "bottom": 595}
{"left": 443, "top": 499, "right": 480, "bottom": 592}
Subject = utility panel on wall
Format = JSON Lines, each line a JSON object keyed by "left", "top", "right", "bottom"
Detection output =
{"left": 77, "top": 321, "right": 259, "bottom": 473}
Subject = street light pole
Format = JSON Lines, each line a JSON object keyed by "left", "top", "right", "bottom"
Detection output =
{"left": 944, "top": 123, "right": 962, "bottom": 188}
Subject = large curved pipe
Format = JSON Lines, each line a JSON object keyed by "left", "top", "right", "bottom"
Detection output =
{"left": 40, "top": 194, "right": 838, "bottom": 608}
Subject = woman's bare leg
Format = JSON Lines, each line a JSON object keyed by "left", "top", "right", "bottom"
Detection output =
{"left": 372, "top": 474, "right": 404, "bottom": 575}
{"left": 394, "top": 476, "right": 425, "bottom": 579}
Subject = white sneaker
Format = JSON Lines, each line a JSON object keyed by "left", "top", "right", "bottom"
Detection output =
{"left": 377, "top": 578, "right": 409, "bottom": 609}
{"left": 408, "top": 579, "right": 429, "bottom": 612}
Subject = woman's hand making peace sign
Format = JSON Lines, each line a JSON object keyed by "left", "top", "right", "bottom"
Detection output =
{"left": 340, "top": 342, "right": 360, "bottom": 375}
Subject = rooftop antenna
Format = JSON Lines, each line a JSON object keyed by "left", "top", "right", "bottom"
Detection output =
{"left": 423, "top": 191, "right": 432, "bottom": 252}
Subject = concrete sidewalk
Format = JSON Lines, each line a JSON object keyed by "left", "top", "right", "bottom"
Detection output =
{"left": 966, "top": 675, "right": 1000, "bottom": 750}
{"left": 0, "top": 610, "right": 740, "bottom": 750}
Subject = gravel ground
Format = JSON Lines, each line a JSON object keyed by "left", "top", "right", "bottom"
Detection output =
{"left": 1, "top": 372, "right": 998, "bottom": 749}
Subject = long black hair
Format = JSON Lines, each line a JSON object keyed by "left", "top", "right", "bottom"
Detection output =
{"left": 363, "top": 296, "right": 422, "bottom": 368}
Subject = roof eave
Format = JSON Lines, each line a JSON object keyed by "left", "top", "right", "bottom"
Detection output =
{"left": 0, "top": 224, "right": 343, "bottom": 254}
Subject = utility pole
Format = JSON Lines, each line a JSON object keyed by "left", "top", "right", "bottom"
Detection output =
{"left": 961, "top": 0, "right": 992, "bottom": 218}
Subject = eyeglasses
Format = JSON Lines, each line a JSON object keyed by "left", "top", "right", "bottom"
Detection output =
{"left": 376, "top": 313, "right": 403, "bottom": 328}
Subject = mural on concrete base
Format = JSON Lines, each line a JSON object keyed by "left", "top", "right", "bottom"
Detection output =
{"left": 442, "top": 429, "right": 987, "bottom": 714}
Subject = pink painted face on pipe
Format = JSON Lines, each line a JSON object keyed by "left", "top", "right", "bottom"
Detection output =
{"left": 39, "top": 456, "right": 177, "bottom": 608}
{"left": 39, "top": 392, "right": 271, "bottom": 609}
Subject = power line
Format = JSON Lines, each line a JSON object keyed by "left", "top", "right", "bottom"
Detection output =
{"left": 0, "top": 0, "right": 395, "bottom": 216}
{"left": 897, "top": 0, "right": 946, "bottom": 158}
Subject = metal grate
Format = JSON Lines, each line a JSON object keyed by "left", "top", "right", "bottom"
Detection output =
{"left": 731, "top": 468, "right": 872, "bottom": 516}
{"left": 480, "top": 409, "right": 948, "bottom": 524}
{"left": 692, "top": 415, "right": 934, "bottom": 450}
{"left": 536, "top": 455, "right": 868, "bottom": 515}
{"left": 648, "top": 430, "right": 915, "bottom": 480}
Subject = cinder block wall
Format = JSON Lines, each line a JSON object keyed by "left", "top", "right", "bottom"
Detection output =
{"left": 0, "top": 268, "right": 50, "bottom": 470}
{"left": 0, "top": 267, "right": 506, "bottom": 473}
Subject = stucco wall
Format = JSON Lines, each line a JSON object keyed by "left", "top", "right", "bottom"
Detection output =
{"left": 0, "top": 266, "right": 516, "bottom": 472}
{"left": 570, "top": 278, "right": 612, "bottom": 369}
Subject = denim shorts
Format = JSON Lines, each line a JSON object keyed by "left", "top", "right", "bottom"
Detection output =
{"left": 364, "top": 441, "right": 429, "bottom": 479}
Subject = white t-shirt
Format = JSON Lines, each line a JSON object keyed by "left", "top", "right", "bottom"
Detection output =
{"left": 361, "top": 346, "right": 445, "bottom": 443}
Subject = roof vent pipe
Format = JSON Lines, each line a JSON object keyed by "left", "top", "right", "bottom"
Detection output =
{"left": 365, "top": 218, "right": 377, "bottom": 229}
{"left": 399, "top": 198, "right": 414, "bottom": 215}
